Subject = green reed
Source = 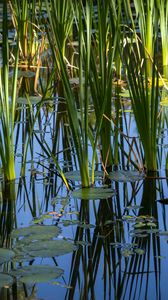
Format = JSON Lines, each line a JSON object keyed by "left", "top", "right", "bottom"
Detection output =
{"left": 123, "top": 1, "right": 160, "bottom": 172}
{"left": 0, "top": 1, "right": 19, "bottom": 181}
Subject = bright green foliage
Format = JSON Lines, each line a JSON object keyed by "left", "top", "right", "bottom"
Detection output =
{"left": 0, "top": 1, "right": 19, "bottom": 180}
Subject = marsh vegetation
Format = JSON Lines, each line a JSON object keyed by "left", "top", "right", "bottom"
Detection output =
{"left": 0, "top": 1, "right": 168, "bottom": 299}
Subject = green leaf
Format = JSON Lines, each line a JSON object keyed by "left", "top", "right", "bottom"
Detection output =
{"left": 71, "top": 187, "right": 116, "bottom": 200}
{"left": 65, "top": 170, "right": 104, "bottom": 181}
{"left": 14, "top": 239, "right": 75, "bottom": 259}
{"left": 10, "top": 265, "right": 64, "bottom": 283}
{"left": 16, "top": 96, "right": 42, "bottom": 105}
{"left": 134, "top": 248, "right": 145, "bottom": 255}
{"left": 11, "top": 225, "right": 61, "bottom": 240}
{"left": 0, "top": 248, "right": 15, "bottom": 265}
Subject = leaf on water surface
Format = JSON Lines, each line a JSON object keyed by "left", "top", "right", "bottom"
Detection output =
{"left": 51, "top": 196, "right": 69, "bottom": 206}
{"left": 16, "top": 96, "right": 42, "bottom": 105}
{"left": 10, "top": 265, "right": 64, "bottom": 284}
{"left": 71, "top": 187, "right": 116, "bottom": 200}
{"left": 62, "top": 220, "right": 80, "bottom": 227}
{"left": 121, "top": 248, "right": 134, "bottom": 258}
{"left": 0, "top": 273, "right": 13, "bottom": 288}
{"left": 52, "top": 281, "right": 72, "bottom": 289}
{"left": 146, "top": 222, "right": 157, "bottom": 228}
{"left": 15, "top": 239, "right": 75, "bottom": 258}
{"left": 134, "top": 248, "right": 145, "bottom": 255}
{"left": 108, "top": 170, "right": 145, "bottom": 182}
{"left": 125, "top": 205, "right": 143, "bottom": 210}
{"left": 122, "top": 215, "right": 135, "bottom": 222}
{"left": 11, "top": 225, "right": 61, "bottom": 240}
{"left": 134, "top": 222, "right": 146, "bottom": 228}
{"left": 64, "top": 170, "right": 104, "bottom": 181}
{"left": 0, "top": 248, "right": 15, "bottom": 265}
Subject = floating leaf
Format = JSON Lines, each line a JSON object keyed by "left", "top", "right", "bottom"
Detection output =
{"left": 122, "top": 215, "right": 135, "bottom": 221}
{"left": 71, "top": 187, "right": 116, "bottom": 200}
{"left": 146, "top": 222, "right": 157, "bottom": 228}
{"left": 52, "top": 281, "right": 72, "bottom": 289}
{"left": 134, "top": 248, "right": 145, "bottom": 255}
{"left": 134, "top": 222, "right": 146, "bottom": 228}
{"left": 10, "top": 265, "right": 63, "bottom": 283}
{"left": 11, "top": 225, "right": 61, "bottom": 240}
{"left": 121, "top": 249, "right": 133, "bottom": 258}
{"left": 125, "top": 205, "right": 142, "bottom": 210}
{"left": 16, "top": 239, "right": 75, "bottom": 258}
{"left": 0, "top": 248, "right": 15, "bottom": 265}
{"left": 64, "top": 170, "right": 104, "bottom": 181}
{"left": 16, "top": 96, "right": 42, "bottom": 105}
{"left": 108, "top": 170, "right": 145, "bottom": 182}
{"left": 0, "top": 273, "right": 13, "bottom": 288}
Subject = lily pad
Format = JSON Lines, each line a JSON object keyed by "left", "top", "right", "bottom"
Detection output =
{"left": 64, "top": 170, "right": 104, "bottom": 181}
{"left": 16, "top": 96, "right": 42, "bottom": 105}
{"left": 10, "top": 265, "right": 64, "bottom": 283}
{"left": 71, "top": 187, "right": 116, "bottom": 200}
{"left": 0, "top": 248, "right": 15, "bottom": 265}
{"left": 11, "top": 225, "right": 61, "bottom": 240}
{"left": 0, "top": 273, "right": 13, "bottom": 288}
{"left": 108, "top": 170, "right": 145, "bottom": 182}
{"left": 15, "top": 239, "right": 75, "bottom": 258}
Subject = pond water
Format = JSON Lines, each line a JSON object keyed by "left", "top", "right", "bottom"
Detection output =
{"left": 0, "top": 2, "right": 168, "bottom": 299}
{"left": 0, "top": 97, "right": 168, "bottom": 300}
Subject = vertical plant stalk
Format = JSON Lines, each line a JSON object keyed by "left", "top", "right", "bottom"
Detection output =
{"left": 0, "top": 1, "right": 19, "bottom": 180}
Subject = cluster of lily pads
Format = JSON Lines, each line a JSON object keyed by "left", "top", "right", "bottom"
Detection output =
{"left": 0, "top": 224, "right": 75, "bottom": 288}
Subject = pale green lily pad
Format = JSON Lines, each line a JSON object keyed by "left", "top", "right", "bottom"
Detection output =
{"left": 0, "top": 273, "right": 13, "bottom": 288}
{"left": 71, "top": 187, "right": 116, "bottom": 200}
{"left": 0, "top": 248, "right": 15, "bottom": 265}
{"left": 16, "top": 96, "right": 42, "bottom": 105}
{"left": 11, "top": 225, "right": 61, "bottom": 240}
{"left": 64, "top": 170, "right": 104, "bottom": 181}
{"left": 108, "top": 170, "right": 145, "bottom": 182}
{"left": 15, "top": 239, "right": 75, "bottom": 258}
{"left": 10, "top": 265, "right": 63, "bottom": 283}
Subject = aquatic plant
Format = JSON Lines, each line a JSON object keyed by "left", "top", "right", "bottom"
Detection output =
{"left": 123, "top": 1, "right": 160, "bottom": 172}
{"left": 0, "top": 1, "right": 19, "bottom": 180}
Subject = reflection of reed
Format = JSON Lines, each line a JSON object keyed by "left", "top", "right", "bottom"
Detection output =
{"left": 65, "top": 177, "right": 162, "bottom": 300}
{"left": 120, "top": 177, "right": 161, "bottom": 300}
{"left": 0, "top": 181, "right": 16, "bottom": 247}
